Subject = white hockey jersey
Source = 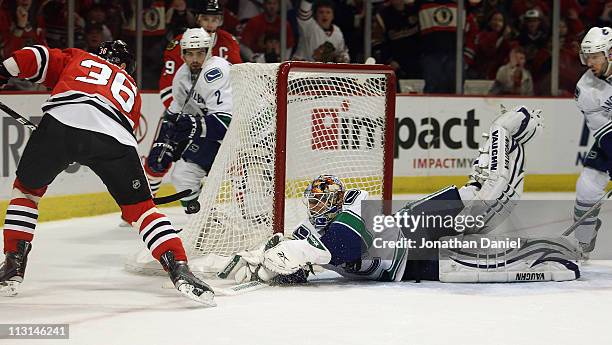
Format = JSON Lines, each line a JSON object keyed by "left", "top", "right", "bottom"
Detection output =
{"left": 293, "top": 0, "right": 350, "bottom": 62}
{"left": 168, "top": 56, "right": 233, "bottom": 141}
{"left": 293, "top": 189, "right": 408, "bottom": 282}
{"left": 575, "top": 70, "right": 612, "bottom": 143}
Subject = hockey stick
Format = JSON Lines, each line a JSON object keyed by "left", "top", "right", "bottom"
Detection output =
{"left": 0, "top": 100, "right": 37, "bottom": 131}
{"left": 153, "top": 189, "right": 192, "bottom": 205}
{"left": 214, "top": 281, "right": 269, "bottom": 296}
{"left": 156, "top": 53, "right": 208, "bottom": 164}
{"left": 161, "top": 279, "right": 269, "bottom": 296}
{"left": 562, "top": 189, "right": 612, "bottom": 236}
{"left": 0, "top": 100, "right": 190, "bottom": 206}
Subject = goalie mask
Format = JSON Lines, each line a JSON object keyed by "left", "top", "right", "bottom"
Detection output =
{"left": 304, "top": 175, "right": 345, "bottom": 229}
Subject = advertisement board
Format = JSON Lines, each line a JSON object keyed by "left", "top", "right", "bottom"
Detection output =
{"left": 0, "top": 94, "right": 588, "bottom": 200}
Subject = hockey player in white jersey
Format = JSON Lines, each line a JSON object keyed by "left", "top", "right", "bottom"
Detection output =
{"left": 572, "top": 26, "right": 612, "bottom": 253}
{"left": 145, "top": 28, "right": 233, "bottom": 213}
{"left": 293, "top": 0, "right": 350, "bottom": 63}
{"left": 219, "top": 106, "right": 581, "bottom": 284}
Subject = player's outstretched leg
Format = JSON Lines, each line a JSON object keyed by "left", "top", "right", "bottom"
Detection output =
{"left": 120, "top": 199, "right": 215, "bottom": 306}
{"left": 0, "top": 240, "right": 32, "bottom": 296}
{"left": 160, "top": 251, "right": 215, "bottom": 306}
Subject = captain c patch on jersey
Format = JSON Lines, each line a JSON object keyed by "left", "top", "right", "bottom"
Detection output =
{"left": 205, "top": 68, "right": 223, "bottom": 83}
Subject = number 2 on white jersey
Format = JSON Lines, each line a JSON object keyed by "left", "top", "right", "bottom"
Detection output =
{"left": 75, "top": 59, "right": 137, "bottom": 113}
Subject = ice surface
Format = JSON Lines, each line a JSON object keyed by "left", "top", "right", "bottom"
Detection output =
{"left": 1, "top": 193, "right": 612, "bottom": 345}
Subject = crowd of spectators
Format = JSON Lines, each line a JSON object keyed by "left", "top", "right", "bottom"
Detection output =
{"left": 0, "top": 0, "right": 608, "bottom": 95}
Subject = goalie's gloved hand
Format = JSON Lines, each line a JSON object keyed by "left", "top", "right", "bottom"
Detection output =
{"left": 262, "top": 233, "right": 331, "bottom": 275}
{"left": 147, "top": 141, "right": 175, "bottom": 173}
{"left": 217, "top": 250, "right": 278, "bottom": 284}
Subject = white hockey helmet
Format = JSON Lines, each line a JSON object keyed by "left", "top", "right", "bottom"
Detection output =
{"left": 180, "top": 28, "right": 212, "bottom": 54}
{"left": 580, "top": 27, "right": 612, "bottom": 64}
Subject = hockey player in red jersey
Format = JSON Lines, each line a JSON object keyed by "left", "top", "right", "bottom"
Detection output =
{"left": 0, "top": 41, "right": 215, "bottom": 306}
{"left": 159, "top": 0, "right": 242, "bottom": 108}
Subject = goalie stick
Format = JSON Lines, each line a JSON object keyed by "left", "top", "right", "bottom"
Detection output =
{"left": 0, "top": 100, "right": 191, "bottom": 206}
{"left": 562, "top": 189, "right": 612, "bottom": 236}
{"left": 162, "top": 279, "right": 269, "bottom": 296}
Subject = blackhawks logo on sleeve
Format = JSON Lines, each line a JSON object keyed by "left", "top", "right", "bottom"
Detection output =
{"left": 166, "top": 40, "right": 178, "bottom": 51}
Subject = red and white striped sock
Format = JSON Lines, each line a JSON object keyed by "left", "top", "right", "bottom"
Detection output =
{"left": 3, "top": 179, "right": 47, "bottom": 254}
{"left": 120, "top": 199, "right": 186, "bottom": 262}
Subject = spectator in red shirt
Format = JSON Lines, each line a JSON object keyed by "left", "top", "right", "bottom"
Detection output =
{"left": 240, "top": 0, "right": 294, "bottom": 62}
{"left": 583, "top": 0, "right": 612, "bottom": 28}
{"left": 251, "top": 32, "right": 282, "bottom": 62}
{"left": 37, "top": 0, "right": 87, "bottom": 49}
{"left": 0, "top": 0, "right": 45, "bottom": 58}
{"left": 530, "top": 18, "right": 584, "bottom": 96}
{"left": 471, "top": 10, "right": 512, "bottom": 79}
{"left": 220, "top": 0, "right": 241, "bottom": 36}
{"left": 165, "top": 0, "right": 196, "bottom": 38}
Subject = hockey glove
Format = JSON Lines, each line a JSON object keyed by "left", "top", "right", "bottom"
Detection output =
{"left": 147, "top": 141, "right": 175, "bottom": 173}
{"left": 262, "top": 233, "right": 331, "bottom": 275}
{"left": 217, "top": 248, "right": 278, "bottom": 284}
{"left": 169, "top": 113, "right": 203, "bottom": 143}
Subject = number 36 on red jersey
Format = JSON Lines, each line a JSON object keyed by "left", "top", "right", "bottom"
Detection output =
{"left": 6, "top": 45, "right": 142, "bottom": 147}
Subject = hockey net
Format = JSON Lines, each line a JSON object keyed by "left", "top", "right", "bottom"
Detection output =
{"left": 126, "top": 62, "right": 395, "bottom": 275}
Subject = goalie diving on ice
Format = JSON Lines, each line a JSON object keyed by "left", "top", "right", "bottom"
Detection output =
{"left": 218, "top": 106, "right": 582, "bottom": 285}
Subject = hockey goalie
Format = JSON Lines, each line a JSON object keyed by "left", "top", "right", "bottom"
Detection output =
{"left": 219, "top": 106, "right": 582, "bottom": 284}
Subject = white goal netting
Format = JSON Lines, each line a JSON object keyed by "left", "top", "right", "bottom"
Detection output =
{"left": 127, "top": 62, "right": 394, "bottom": 274}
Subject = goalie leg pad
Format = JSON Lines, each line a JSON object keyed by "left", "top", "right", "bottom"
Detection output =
{"left": 438, "top": 235, "right": 580, "bottom": 283}
{"left": 492, "top": 106, "right": 543, "bottom": 145}
{"left": 458, "top": 126, "right": 526, "bottom": 233}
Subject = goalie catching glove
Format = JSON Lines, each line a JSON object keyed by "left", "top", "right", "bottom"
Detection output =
{"left": 218, "top": 233, "right": 332, "bottom": 284}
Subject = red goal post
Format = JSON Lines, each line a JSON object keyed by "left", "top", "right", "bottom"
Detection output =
{"left": 272, "top": 61, "right": 396, "bottom": 234}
